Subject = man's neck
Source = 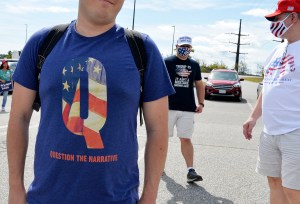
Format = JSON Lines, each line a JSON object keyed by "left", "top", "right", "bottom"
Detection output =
{"left": 75, "top": 18, "right": 115, "bottom": 37}
{"left": 287, "top": 25, "right": 300, "bottom": 44}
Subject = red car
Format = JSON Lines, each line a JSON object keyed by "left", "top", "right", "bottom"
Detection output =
{"left": 204, "top": 69, "right": 244, "bottom": 102}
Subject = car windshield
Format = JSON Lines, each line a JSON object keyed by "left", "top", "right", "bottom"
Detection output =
{"left": 210, "top": 71, "right": 238, "bottom": 81}
{"left": 8, "top": 62, "right": 18, "bottom": 72}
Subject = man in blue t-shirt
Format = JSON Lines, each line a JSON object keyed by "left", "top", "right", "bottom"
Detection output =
{"left": 165, "top": 36, "right": 205, "bottom": 183}
{"left": 7, "top": 1, "right": 174, "bottom": 203}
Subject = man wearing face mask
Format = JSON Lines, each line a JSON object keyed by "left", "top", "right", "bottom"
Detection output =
{"left": 243, "top": 0, "right": 300, "bottom": 203}
{"left": 164, "top": 36, "right": 205, "bottom": 183}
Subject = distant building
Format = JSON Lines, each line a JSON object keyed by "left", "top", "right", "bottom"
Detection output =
{"left": 12, "top": 50, "right": 21, "bottom": 59}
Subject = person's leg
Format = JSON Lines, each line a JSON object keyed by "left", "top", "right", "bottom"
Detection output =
{"left": 179, "top": 137, "right": 194, "bottom": 167}
{"left": 176, "top": 111, "right": 202, "bottom": 182}
{"left": 2, "top": 91, "right": 8, "bottom": 110}
{"left": 256, "top": 132, "right": 284, "bottom": 203}
{"left": 268, "top": 177, "right": 289, "bottom": 204}
{"left": 176, "top": 111, "right": 195, "bottom": 168}
{"left": 280, "top": 129, "right": 300, "bottom": 204}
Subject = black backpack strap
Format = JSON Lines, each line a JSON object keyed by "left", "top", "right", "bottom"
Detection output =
{"left": 33, "top": 23, "right": 70, "bottom": 111}
{"left": 125, "top": 29, "right": 147, "bottom": 126}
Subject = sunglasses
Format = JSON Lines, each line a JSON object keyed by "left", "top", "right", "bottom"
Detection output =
{"left": 179, "top": 45, "right": 191, "bottom": 49}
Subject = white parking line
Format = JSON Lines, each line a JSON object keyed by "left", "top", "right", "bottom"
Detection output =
{"left": 0, "top": 125, "right": 8, "bottom": 129}
{"left": 138, "top": 146, "right": 145, "bottom": 163}
{"left": 137, "top": 133, "right": 145, "bottom": 163}
{"left": 247, "top": 102, "right": 254, "bottom": 110}
{"left": 0, "top": 131, "right": 7, "bottom": 137}
{"left": 29, "top": 124, "right": 39, "bottom": 129}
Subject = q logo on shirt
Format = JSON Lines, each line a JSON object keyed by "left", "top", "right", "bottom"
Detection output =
{"left": 62, "top": 57, "right": 107, "bottom": 149}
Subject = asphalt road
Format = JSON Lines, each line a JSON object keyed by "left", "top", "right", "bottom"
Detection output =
{"left": 0, "top": 79, "right": 267, "bottom": 204}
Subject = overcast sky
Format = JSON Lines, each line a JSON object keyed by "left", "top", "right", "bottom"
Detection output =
{"left": 0, "top": 0, "right": 281, "bottom": 74}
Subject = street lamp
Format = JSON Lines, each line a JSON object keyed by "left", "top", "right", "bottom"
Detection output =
{"left": 132, "top": 0, "right": 136, "bottom": 30}
{"left": 25, "top": 24, "right": 28, "bottom": 44}
{"left": 171, "top": 26, "right": 176, "bottom": 55}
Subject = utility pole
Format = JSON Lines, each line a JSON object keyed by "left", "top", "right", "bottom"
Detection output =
{"left": 228, "top": 19, "right": 249, "bottom": 73}
{"left": 171, "top": 26, "right": 175, "bottom": 55}
{"left": 25, "top": 24, "right": 28, "bottom": 44}
{"left": 132, "top": 0, "right": 136, "bottom": 30}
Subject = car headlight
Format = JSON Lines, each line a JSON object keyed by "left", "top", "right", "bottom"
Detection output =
{"left": 233, "top": 83, "right": 241, "bottom": 88}
{"left": 206, "top": 82, "right": 213, "bottom": 87}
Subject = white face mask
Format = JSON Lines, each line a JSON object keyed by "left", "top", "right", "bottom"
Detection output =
{"left": 270, "top": 14, "right": 293, "bottom": 38}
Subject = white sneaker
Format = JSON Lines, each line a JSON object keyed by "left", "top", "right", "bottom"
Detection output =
{"left": 1, "top": 108, "right": 5, "bottom": 112}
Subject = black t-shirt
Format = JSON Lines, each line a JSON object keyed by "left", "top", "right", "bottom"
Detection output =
{"left": 165, "top": 55, "right": 202, "bottom": 112}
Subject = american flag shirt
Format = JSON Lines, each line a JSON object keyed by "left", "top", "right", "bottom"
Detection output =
{"left": 262, "top": 40, "right": 300, "bottom": 135}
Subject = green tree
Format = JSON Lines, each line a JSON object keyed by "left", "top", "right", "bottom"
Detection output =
{"left": 7, "top": 51, "right": 12, "bottom": 59}
{"left": 238, "top": 61, "right": 249, "bottom": 75}
{"left": 256, "top": 64, "right": 264, "bottom": 77}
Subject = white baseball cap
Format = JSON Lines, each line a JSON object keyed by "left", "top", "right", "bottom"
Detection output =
{"left": 177, "top": 36, "right": 192, "bottom": 46}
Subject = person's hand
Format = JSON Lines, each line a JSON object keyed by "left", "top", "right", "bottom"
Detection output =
{"left": 0, "top": 79, "right": 5, "bottom": 83}
{"left": 195, "top": 104, "right": 203, "bottom": 113}
{"left": 8, "top": 185, "right": 26, "bottom": 204}
{"left": 243, "top": 118, "right": 257, "bottom": 140}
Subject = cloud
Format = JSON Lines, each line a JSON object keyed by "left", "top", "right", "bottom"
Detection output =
{"left": 138, "top": 18, "right": 277, "bottom": 73}
{"left": 6, "top": 5, "right": 76, "bottom": 14}
{"left": 0, "top": 1, "right": 77, "bottom": 14}
{"left": 123, "top": 0, "right": 215, "bottom": 11}
{"left": 242, "top": 8, "right": 273, "bottom": 17}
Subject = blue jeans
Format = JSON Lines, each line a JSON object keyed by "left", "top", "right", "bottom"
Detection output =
{"left": 1, "top": 90, "right": 8, "bottom": 108}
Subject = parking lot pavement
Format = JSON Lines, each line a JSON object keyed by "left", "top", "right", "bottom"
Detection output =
{"left": 1, "top": 82, "right": 269, "bottom": 203}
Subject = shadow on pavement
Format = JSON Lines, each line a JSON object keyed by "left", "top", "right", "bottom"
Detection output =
{"left": 206, "top": 96, "right": 248, "bottom": 104}
{"left": 162, "top": 173, "right": 234, "bottom": 204}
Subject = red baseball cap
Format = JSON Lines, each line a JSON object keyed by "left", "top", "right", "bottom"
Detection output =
{"left": 265, "top": 0, "right": 300, "bottom": 21}
{"left": 1, "top": 59, "right": 7, "bottom": 64}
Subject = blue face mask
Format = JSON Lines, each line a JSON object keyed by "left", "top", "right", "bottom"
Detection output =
{"left": 177, "top": 47, "right": 191, "bottom": 58}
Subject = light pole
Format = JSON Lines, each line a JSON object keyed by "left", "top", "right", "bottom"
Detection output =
{"left": 132, "top": 0, "right": 136, "bottom": 30}
{"left": 25, "top": 24, "right": 28, "bottom": 44}
{"left": 171, "top": 26, "right": 175, "bottom": 55}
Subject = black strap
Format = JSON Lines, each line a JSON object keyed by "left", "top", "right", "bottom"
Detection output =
{"left": 32, "top": 23, "right": 69, "bottom": 111}
{"left": 125, "top": 29, "right": 147, "bottom": 126}
{"left": 32, "top": 25, "right": 148, "bottom": 127}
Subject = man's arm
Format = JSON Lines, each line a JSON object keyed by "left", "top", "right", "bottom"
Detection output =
{"left": 138, "top": 96, "right": 169, "bottom": 204}
{"left": 195, "top": 80, "right": 205, "bottom": 113}
{"left": 243, "top": 91, "right": 263, "bottom": 140}
{"left": 7, "top": 82, "right": 36, "bottom": 204}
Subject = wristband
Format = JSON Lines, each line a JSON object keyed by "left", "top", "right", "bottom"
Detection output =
{"left": 199, "top": 103, "right": 204, "bottom": 108}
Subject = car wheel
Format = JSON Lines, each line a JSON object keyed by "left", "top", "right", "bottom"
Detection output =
{"left": 205, "top": 95, "right": 210, "bottom": 100}
{"left": 235, "top": 94, "right": 242, "bottom": 102}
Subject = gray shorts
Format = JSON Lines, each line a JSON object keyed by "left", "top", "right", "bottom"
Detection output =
{"left": 256, "top": 129, "right": 300, "bottom": 190}
{"left": 168, "top": 110, "right": 194, "bottom": 139}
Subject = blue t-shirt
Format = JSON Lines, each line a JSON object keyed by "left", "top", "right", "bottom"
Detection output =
{"left": 13, "top": 20, "right": 174, "bottom": 204}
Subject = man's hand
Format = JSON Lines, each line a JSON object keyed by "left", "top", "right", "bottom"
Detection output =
{"left": 242, "top": 91, "right": 262, "bottom": 140}
{"left": 243, "top": 118, "right": 257, "bottom": 140}
{"left": 195, "top": 104, "right": 203, "bottom": 113}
